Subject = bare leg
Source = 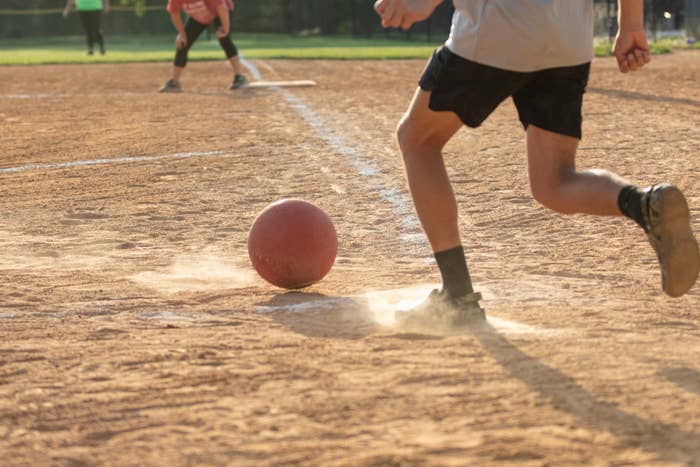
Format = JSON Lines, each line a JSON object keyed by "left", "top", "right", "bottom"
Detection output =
{"left": 396, "top": 88, "right": 465, "bottom": 252}
{"left": 527, "top": 124, "right": 699, "bottom": 296}
{"left": 172, "top": 66, "right": 185, "bottom": 84}
{"left": 228, "top": 55, "right": 243, "bottom": 76}
{"left": 526, "top": 125, "right": 629, "bottom": 215}
{"left": 395, "top": 88, "right": 484, "bottom": 323}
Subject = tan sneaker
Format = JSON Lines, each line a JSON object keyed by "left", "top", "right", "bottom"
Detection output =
{"left": 395, "top": 289, "right": 485, "bottom": 330}
{"left": 642, "top": 184, "right": 700, "bottom": 297}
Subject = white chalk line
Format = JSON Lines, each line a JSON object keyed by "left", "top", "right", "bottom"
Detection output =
{"left": 0, "top": 150, "right": 226, "bottom": 175}
{"left": 240, "top": 58, "right": 423, "bottom": 245}
{"left": 136, "top": 310, "right": 217, "bottom": 322}
{"left": 0, "top": 310, "right": 216, "bottom": 322}
{"left": 0, "top": 92, "right": 156, "bottom": 99}
{"left": 1, "top": 90, "right": 247, "bottom": 99}
{"left": 4, "top": 58, "right": 415, "bottom": 249}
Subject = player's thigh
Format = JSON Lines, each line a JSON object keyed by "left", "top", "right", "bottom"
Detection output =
{"left": 398, "top": 88, "right": 463, "bottom": 149}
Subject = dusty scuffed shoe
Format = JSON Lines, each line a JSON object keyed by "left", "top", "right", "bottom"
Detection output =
{"left": 642, "top": 184, "right": 700, "bottom": 297}
{"left": 159, "top": 79, "right": 182, "bottom": 93}
{"left": 230, "top": 74, "right": 248, "bottom": 90}
{"left": 396, "top": 289, "right": 485, "bottom": 330}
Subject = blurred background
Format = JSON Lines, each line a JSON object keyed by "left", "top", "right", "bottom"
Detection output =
{"left": 0, "top": 0, "right": 697, "bottom": 41}
{"left": 0, "top": 0, "right": 698, "bottom": 66}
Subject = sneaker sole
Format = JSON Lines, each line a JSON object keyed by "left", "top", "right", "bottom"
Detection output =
{"left": 648, "top": 185, "right": 700, "bottom": 297}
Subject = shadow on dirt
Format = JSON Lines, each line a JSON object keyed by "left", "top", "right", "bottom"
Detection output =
{"left": 658, "top": 367, "right": 700, "bottom": 396}
{"left": 257, "top": 291, "right": 386, "bottom": 340}
{"left": 470, "top": 322, "right": 700, "bottom": 463}
{"left": 588, "top": 87, "right": 700, "bottom": 109}
{"left": 258, "top": 291, "right": 456, "bottom": 342}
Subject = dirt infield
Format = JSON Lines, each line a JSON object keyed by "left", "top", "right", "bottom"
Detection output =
{"left": 1, "top": 51, "right": 700, "bottom": 465}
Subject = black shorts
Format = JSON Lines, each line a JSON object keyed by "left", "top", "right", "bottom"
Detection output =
{"left": 418, "top": 46, "right": 590, "bottom": 139}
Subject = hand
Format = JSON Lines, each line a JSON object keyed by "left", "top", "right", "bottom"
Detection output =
{"left": 62, "top": 7, "right": 70, "bottom": 18}
{"left": 613, "top": 30, "right": 651, "bottom": 73}
{"left": 175, "top": 33, "right": 187, "bottom": 50}
{"left": 374, "top": 0, "right": 441, "bottom": 30}
{"left": 215, "top": 27, "right": 229, "bottom": 39}
{"left": 103, "top": 3, "right": 110, "bottom": 14}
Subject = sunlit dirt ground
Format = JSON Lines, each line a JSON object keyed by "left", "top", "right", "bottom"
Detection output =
{"left": 1, "top": 51, "right": 700, "bottom": 465}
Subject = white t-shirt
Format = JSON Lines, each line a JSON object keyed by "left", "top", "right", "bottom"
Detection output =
{"left": 444, "top": 0, "right": 595, "bottom": 72}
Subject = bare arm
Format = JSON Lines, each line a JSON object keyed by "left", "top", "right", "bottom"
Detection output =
{"left": 62, "top": 0, "right": 75, "bottom": 18}
{"left": 103, "top": 0, "right": 110, "bottom": 14}
{"left": 614, "top": 0, "right": 650, "bottom": 73}
{"left": 374, "top": 0, "right": 443, "bottom": 30}
{"left": 169, "top": 11, "right": 188, "bottom": 49}
{"left": 215, "top": 3, "right": 230, "bottom": 38}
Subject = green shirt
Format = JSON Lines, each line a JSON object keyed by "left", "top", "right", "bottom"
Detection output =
{"left": 76, "top": 0, "right": 103, "bottom": 11}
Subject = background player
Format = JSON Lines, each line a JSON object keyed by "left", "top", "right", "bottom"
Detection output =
{"left": 63, "top": 0, "right": 110, "bottom": 56}
{"left": 160, "top": 0, "right": 247, "bottom": 92}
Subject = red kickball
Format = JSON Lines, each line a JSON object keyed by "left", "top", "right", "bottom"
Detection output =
{"left": 248, "top": 199, "right": 338, "bottom": 289}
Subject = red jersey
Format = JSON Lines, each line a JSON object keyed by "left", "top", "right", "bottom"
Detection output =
{"left": 167, "top": 0, "right": 234, "bottom": 25}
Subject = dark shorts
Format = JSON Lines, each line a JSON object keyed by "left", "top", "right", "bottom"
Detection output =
{"left": 418, "top": 46, "right": 590, "bottom": 139}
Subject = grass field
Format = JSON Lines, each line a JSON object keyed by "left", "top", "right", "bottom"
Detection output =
{"left": 0, "top": 34, "right": 443, "bottom": 65}
{"left": 595, "top": 36, "right": 700, "bottom": 56}
{"left": 2, "top": 33, "right": 699, "bottom": 65}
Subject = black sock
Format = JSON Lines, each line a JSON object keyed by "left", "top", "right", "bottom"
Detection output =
{"left": 434, "top": 245, "right": 474, "bottom": 298}
{"left": 617, "top": 185, "right": 647, "bottom": 232}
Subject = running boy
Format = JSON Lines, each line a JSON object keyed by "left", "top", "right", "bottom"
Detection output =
{"left": 374, "top": 0, "right": 699, "bottom": 325}
{"left": 160, "top": 0, "right": 247, "bottom": 92}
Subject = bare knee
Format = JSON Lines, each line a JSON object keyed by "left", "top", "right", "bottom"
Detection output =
{"left": 396, "top": 114, "right": 420, "bottom": 153}
{"left": 396, "top": 114, "right": 447, "bottom": 158}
